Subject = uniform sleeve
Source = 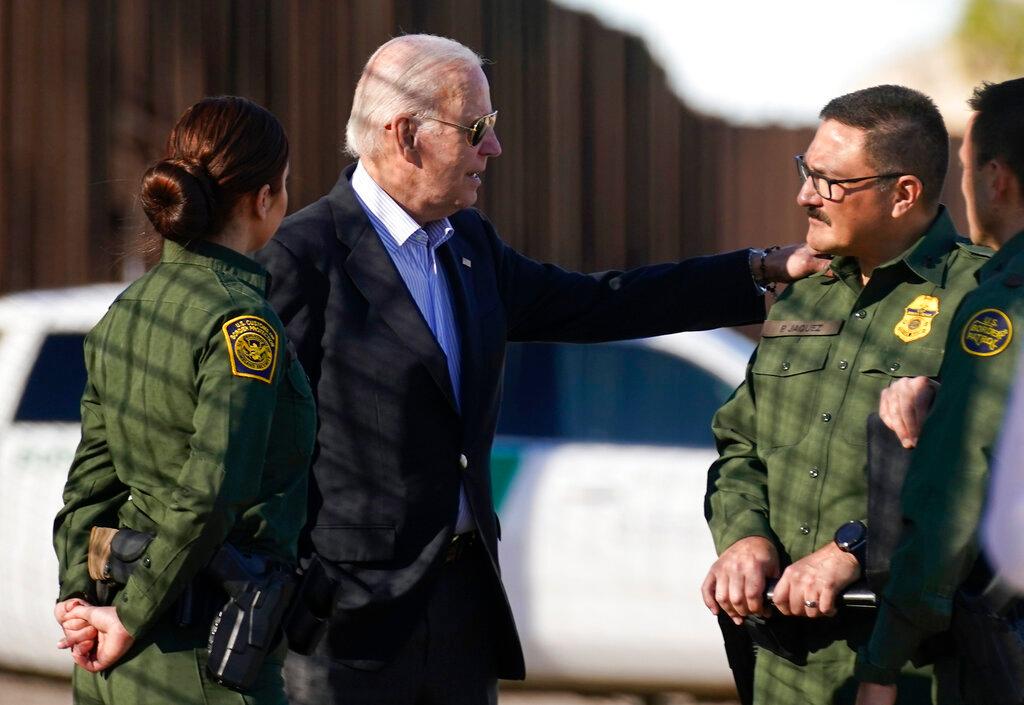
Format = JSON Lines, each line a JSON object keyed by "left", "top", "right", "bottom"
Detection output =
{"left": 483, "top": 220, "right": 766, "bottom": 342}
{"left": 983, "top": 350, "right": 1024, "bottom": 591}
{"left": 705, "top": 349, "right": 780, "bottom": 553}
{"left": 113, "top": 310, "right": 285, "bottom": 639}
{"left": 53, "top": 377, "right": 129, "bottom": 602}
{"left": 856, "top": 324, "right": 1017, "bottom": 682}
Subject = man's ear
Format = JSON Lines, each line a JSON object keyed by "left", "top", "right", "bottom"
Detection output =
{"left": 890, "top": 174, "right": 924, "bottom": 218}
{"left": 389, "top": 116, "right": 421, "bottom": 167}
{"left": 989, "top": 159, "right": 1021, "bottom": 204}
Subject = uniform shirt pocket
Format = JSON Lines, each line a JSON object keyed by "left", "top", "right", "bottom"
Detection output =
{"left": 841, "top": 347, "right": 944, "bottom": 447}
{"left": 751, "top": 337, "right": 832, "bottom": 449}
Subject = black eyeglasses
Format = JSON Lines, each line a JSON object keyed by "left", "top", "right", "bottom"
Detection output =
{"left": 794, "top": 154, "right": 905, "bottom": 201}
{"left": 420, "top": 110, "right": 498, "bottom": 146}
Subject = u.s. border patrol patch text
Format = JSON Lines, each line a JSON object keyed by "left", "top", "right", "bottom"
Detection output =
{"left": 961, "top": 308, "right": 1013, "bottom": 357}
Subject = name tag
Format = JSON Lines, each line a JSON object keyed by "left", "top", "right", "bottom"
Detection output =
{"left": 762, "top": 320, "right": 843, "bottom": 337}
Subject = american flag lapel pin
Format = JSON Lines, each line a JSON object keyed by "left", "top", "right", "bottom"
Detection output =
{"left": 462, "top": 257, "right": 472, "bottom": 268}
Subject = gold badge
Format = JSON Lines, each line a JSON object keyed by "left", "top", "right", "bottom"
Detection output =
{"left": 222, "top": 315, "right": 279, "bottom": 383}
{"left": 894, "top": 295, "right": 940, "bottom": 343}
{"left": 961, "top": 308, "right": 1013, "bottom": 357}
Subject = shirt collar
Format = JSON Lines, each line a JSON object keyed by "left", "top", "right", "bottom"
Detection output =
{"left": 352, "top": 161, "right": 454, "bottom": 248}
{"left": 160, "top": 237, "right": 268, "bottom": 293}
{"left": 829, "top": 206, "right": 962, "bottom": 287}
{"left": 979, "top": 228, "right": 1024, "bottom": 282}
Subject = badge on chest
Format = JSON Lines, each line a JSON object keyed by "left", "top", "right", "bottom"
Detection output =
{"left": 894, "top": 295, "right": 940, "bottom": 343}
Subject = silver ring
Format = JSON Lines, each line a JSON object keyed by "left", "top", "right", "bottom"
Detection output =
{"left": 804, "top": 599, "right": 818, "bottom": 608}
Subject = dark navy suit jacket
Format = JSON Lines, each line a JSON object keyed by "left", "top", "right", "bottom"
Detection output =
{"left": 256, "top": 164, "right": 766, "bottom": 678}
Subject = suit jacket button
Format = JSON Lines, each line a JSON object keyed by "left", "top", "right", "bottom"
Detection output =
{"left": 459, "top": 454, "right": 469, "bottom": 469}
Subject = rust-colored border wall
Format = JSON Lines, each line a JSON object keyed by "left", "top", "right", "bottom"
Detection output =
{"left": 0, "top": 0, "right": 968, "bottom": 293}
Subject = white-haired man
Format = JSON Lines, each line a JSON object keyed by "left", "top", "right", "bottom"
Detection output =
{"left": 257, "top": 33, "right": 822, "bottom": 705}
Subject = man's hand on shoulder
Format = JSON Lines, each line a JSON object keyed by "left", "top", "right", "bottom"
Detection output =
{"left": 762, "top": 243, "right": 831, "bottom": 283}
{"left": 771, "top": 541, "right": 860, "bottom": 618}
{"left": 879, "top": 376, "right": 939, "bottom": 449}
{"left": 701, "top": 536, "right": 780, "bottom": 625}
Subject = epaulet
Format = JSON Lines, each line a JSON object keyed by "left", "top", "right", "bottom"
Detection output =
{"left": 955, "top": 238, "right": 994, "bottom": 258}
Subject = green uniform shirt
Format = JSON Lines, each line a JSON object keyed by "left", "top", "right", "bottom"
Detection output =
{"left": 856, "top": 229, "right": 1024, "bottom": 683}
{"left": 53, "top": 239, "right": 316, "bottom": 640}
{"left": 707, "top": 210, "right": 988, "bottom": 564}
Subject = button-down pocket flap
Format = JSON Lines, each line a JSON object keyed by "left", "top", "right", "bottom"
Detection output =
{"left": 311, "top": 525, "right": 396, "bottom": 563}
{"left": 856, "top": 348, "right": 943, "bottom": 377}
{"left": 752, "top": 340, "right": 831, "bottom": 377}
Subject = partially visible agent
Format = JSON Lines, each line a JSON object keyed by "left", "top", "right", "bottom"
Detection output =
{"left": 52, "top": 96, "right": 316, "bottom": 705}
{"left": 855, "top": 77, "right": 1024, "bottom": 705}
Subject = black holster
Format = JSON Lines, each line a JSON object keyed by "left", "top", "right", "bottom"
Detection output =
{"left": 93, "top": 528, "right": 156, "bottom": 605}
{"left": 88, "top": 527, "right": 296, "bottom": 693}
{"left": 743, "top": 612, "right": 810, "bottom": 666}
{"left": 204, "top": 543, "right": 295, "bottom": 692}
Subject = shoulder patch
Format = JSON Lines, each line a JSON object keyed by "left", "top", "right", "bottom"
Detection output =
{"left": 961, "top": 308, "right": 1013, "bottom": 357}
{"left": 222, "top": 315, "right": 279, "bottom": 383}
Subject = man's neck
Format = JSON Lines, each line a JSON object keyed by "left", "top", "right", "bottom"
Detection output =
{"left": 856, "top": 208, "right": 937, "bottom": 286}
{"left": 360, "top": 158, "right": 430, "bottom": 226}
{"left": 989, "top": 211, "right": 1024, "bottom": 250}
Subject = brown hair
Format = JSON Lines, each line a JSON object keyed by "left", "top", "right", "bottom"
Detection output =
{"left": 140, "top": 96, "right": 289, "bottom": 241}
{"left": 820, "top": 85, "right": 948, "bottom": 206}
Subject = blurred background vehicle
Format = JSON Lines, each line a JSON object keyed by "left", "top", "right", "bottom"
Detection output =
{"left": 0, "top": 283, "right": 752, "bottom": 691}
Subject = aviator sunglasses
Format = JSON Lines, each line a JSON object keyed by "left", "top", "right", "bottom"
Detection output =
{"left": 420, "top": 110, "right": 498, "bottom": 146}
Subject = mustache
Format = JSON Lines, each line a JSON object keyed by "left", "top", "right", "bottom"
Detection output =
{"left": 807, "top": 207, "right": 832, "bottom": 226}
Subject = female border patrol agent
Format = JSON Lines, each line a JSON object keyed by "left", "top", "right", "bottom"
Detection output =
{"left": 51, "top": 96, "right": 316, "bottom": 704}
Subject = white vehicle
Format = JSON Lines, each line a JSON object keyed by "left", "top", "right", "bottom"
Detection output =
{"left": 0, "top": 284, "right": 754, "bottom": 690}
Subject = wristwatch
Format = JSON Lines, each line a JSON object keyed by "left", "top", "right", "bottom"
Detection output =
{"left": 834, "top": 520, "right": 867, "bottom": 567}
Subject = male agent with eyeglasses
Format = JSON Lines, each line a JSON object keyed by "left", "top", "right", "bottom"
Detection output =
{"left": 255, "top": 33, "right": 825, "bottom": 705}
{"left": 703, "top": 84, "right": 988, "bottom": 704}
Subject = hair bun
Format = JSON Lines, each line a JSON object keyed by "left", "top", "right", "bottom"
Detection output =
{"left": 140, "top": 159, "right": 219, "bottom": 240}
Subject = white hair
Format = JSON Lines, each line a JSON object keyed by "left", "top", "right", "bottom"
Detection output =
{"left": 345, "top": 34, "right": 484, "bottom": 160}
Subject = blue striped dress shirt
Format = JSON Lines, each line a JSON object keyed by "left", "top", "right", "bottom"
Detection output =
{"left": 351, "top": 162, "right": 474, "bottom": 533}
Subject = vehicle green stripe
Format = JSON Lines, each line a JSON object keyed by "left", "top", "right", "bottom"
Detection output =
{"left": 490, "top": 443, "right": 522, "bottom": 510}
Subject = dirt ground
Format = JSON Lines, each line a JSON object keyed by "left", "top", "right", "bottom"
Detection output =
{"left": 0, "top": 671, "right": 740, "bottom": 705}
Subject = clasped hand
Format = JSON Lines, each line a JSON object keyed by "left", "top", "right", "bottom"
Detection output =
{"left": 701, "top": 537, "right": 860, "bottom": 624}
{"left": 54, "top": 598, "right": 134, "bottom": 672}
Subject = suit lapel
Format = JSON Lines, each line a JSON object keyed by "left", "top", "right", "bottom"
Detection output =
{"left": 327, "top": 168, "right": 458, "bottom": 412}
